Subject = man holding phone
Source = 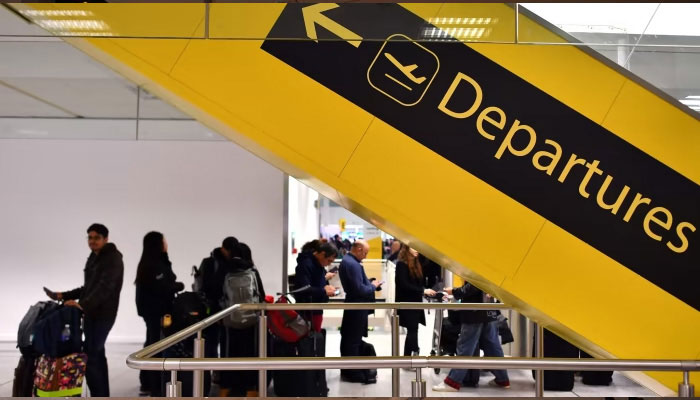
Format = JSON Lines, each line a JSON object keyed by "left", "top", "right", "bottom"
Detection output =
{"left": 294, "top": 240, "right": 339, "bottom": 332}
{"left": 338, "top": 240, "right": 380, "bottom": 384}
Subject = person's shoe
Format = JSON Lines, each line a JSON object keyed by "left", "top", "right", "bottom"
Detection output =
{"left": 488, "top": 379, "right": 511, "bottom": 389}
{"left": 138, "top": 386, "right": 150, "bottom": 397}
{"left": 363, "top": 376, "right": 377, "bottom": 384}
{"left": 432, "top": 382, "right": 459, "bottom": 392}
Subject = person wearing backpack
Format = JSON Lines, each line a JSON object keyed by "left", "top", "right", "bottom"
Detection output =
{"left": 43, "top": 223, "right": 124, "bottom": 397}
{"left": 294, "top": 240, "right": 338, "bottom": 332}
{"left": 134, "top": 231, "right": 184, "bottom": 396}
{"left": 219, "top": 240, "right": 266, "bottom": 397}
{"left": 196, "top": 237, "right": 238, "bottom": 364}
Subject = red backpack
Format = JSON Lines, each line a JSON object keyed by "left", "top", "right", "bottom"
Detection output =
{"left": 266, "top": 294, "right": 310, "bottom": 343}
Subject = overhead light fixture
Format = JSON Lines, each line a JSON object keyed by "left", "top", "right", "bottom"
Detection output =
{"left": 35, "top": 19, "right": 110, "bottom": 31}
{"left": 20, "top": 9, "right": 94, "bottom": 18}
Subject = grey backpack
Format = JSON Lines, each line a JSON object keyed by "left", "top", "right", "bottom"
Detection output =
{"left": 220, "top": 268, "right": 260, "bottom": 329}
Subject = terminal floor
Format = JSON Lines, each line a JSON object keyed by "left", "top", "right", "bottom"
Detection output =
{"left": 0, "top": 314, "right": 658, "bottom": 397}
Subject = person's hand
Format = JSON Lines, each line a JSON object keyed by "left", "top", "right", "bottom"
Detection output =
{"left": 325, "top": 272, "right": 336, "bottom": 281}
{"left": 445, "top": 287, "right": 453, "bottom": 295}
{"left": 371, "top": 280, "right": 380, "bottom": 288}
{"left": 325, "top": 285, "right": 337, "bottom": 296}
{"left": 424, "top": 289, "right": 437, "bottom": 297}
{"left": 64, "top": 300, "right": 82, "bottom": 310}
{"left": 43, "top": 287, "right": 61, "bottom": 301}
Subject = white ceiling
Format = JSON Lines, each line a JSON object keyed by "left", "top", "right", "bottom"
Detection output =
{"left": 0, "top": 4, "right": 697, "bottom": 141}
{"left": 0, "top": 5, "right": 222, "bottom": 140}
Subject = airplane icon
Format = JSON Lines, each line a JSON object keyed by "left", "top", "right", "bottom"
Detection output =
{"left": 367, "top": 34, "right": 439, "bottom": 106}
{"left": 383, "top": 52, "right": 426, "bottom": 89}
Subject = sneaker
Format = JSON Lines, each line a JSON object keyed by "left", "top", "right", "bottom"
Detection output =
{"left": 488, "top": 379, "right": 511, "bottom": 389}
{"left": 432, "top": 382, "right": 459, "bottom": 392}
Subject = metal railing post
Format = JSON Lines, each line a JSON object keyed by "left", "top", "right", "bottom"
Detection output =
{"left": 535, "top": 323, "right": 544, "bottom": 397}
{"left": 166, "top": 370, "right": 181, "bottom": 398}
{"left": 258, "top": 311, "right": 267, "bottom": 397}
{"left": 193, "top": 330, "right": 205, "bottom": 397}
{"left": 391, "top": 310, "right": 400, "bottom": 396}
{"left": 678, "top": 370, "right": 694, "bottom": 397}
{"left": 412, "top": 365, "right": 426, "bottom": 398}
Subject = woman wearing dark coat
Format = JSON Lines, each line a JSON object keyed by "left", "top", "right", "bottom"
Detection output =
{"left": 134, "top": 231, "right": 184, "bottom": 397}
{"left": 395, "top": 246, "right": 436, "bottom": 356}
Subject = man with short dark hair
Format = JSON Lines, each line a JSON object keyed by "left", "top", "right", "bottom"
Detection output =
{"left": 43, "top": 223, "right": 124, "bottom": 397}
{"left": 338, "top": 240, "right": 380, "bottom": 384}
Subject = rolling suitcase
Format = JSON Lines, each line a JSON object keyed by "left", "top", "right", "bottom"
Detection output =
{"left": 12, "top": 355, "right": 36, "bottom": 397}
{"left": 271, "top": 330, "right": 327, "bottom": 397}
{"left": 532, "top": 329, "right": 577, "bottom": 391}
{"left": 580, "top": 350, "right": 613, "bottom": 386}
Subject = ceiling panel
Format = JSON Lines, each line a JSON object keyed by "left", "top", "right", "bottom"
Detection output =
{"left": 0, "top": 83, "right": 72, "bottom": 117}
{"left": 0, "top": 5, "right": 53, "bottom": 37}
{"left": 5, "top": 77, "right": 138, "bottom": 118}
{"left": 139, "top": 90, "right": 191, "bottom": 119}
{"left": 138, "top": 120, "right": 225, "bottom": 141}
{"left": 0, "top": 41, "right": 118, "bottom": 79}
{"left": 0, "top": 117, "right": 135, "bottom": 140}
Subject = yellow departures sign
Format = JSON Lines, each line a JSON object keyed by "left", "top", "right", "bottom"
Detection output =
{"left": 15, "top": 3, "right": 698, "bottom": 393}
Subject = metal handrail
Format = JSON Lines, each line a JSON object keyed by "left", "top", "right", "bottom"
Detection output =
{"left": 126, "top": 302, "right": 697, "bottom": 397}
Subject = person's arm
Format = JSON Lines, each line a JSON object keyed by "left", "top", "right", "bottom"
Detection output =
{"left": 295, "top": 263, "right": 326, "bottom": 301}
{"left": 342, "top": 261, "right": 375, "bottom": 298}
{"left": 254, "top": 269, "right": 266, "bottom": 300}
{"left": 60, "top": 286, "right": 83, "bottom": 301}
{"left": 452, "top": 282, "right": 481, "bottom": 300}
{"left": 78, "top": 252, "right": 124, "bottom": 316}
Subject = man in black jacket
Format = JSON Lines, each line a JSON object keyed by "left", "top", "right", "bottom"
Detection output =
{"left": 432, "top": 280, "right": 510, "bottom": 392}
{"left": 44, "top": 223, "right": 124, "bottom": 397}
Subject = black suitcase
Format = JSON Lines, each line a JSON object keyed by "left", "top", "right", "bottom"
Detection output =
{"left": 12, "top": 355, "right": 36, "bottom": 397}
{"left": 580, "top": 351, "right": 613, "bottom": 386}
{"left": 272, "top": 330, "right": 327, "bottom": 397}
{"left": 161, "top": 338, "right": 211, "bottom": 397}
{"left": 532, "top": 329, "right": 578, "bottom": 391}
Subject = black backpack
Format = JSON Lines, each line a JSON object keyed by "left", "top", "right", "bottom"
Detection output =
{"left": 168, "top": 291, "right": 209, "bottom": 334}
{"left": 32, "top": 306, "right": 83, "bottom": 358}
{"left": 17, "top": 301, "right": 60, "bottom": 356}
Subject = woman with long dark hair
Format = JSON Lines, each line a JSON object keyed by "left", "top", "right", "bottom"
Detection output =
{"left": 395, "top": 245, "right": 436, "bottom": 357}
{"left": 134, "top": 231, "right": 184, "bottom": 396}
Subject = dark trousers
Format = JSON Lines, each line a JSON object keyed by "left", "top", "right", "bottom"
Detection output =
{"left": 221, "top": 326, "right": 258, "bottom": 395}
{"left": 84, "top": 317, "right": 114, "bottom": 397}
{"left": 404, "top": 326, "right": 419, "bottom": 356}
{"left": 340, "top": 329, "right": 364, "bottom": 381}
{"left": 139, "top": 316, "right": 162, "bottom": 396}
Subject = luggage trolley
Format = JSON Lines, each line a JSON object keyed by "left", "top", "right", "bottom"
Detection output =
{"left": 428, "top": 290, "right": 454, "bottom": 374}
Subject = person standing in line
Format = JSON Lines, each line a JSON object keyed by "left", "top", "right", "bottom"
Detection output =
{"left": 197, "top": 237, "right": 238, "bottom": 362}
{"left": 395, "top": 245, "right": 436, "bottom": 358}
{"left": 338, "top": 240, "right": 380, "bottom": 384}
{"left": 219, "top": 240, "right": 266, "bottom": 397}
{"left": 432, "top": 280, "right": 510, "bottom": 392}
{"left": 294, "top": 240, "right": 339, "bottom": 332}
{"left": 43, "top": 223, "right": 124, "bottom": 397}
{"left": 134, "top": 231, "right": 184, "bottom": 396}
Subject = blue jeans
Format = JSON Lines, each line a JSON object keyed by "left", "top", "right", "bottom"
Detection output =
{"left": 84, "top": 317, "right": 115, "bottom": 397}
{"left": 446, "top": 321, "right": 509, "bottom": 387}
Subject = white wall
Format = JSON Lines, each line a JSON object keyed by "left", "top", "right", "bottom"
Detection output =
{"left": 287, "top": 177, "right": 319, "bottom": 274}
{"left": 0, "top": 139, "right": 284, "bottom": 342}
